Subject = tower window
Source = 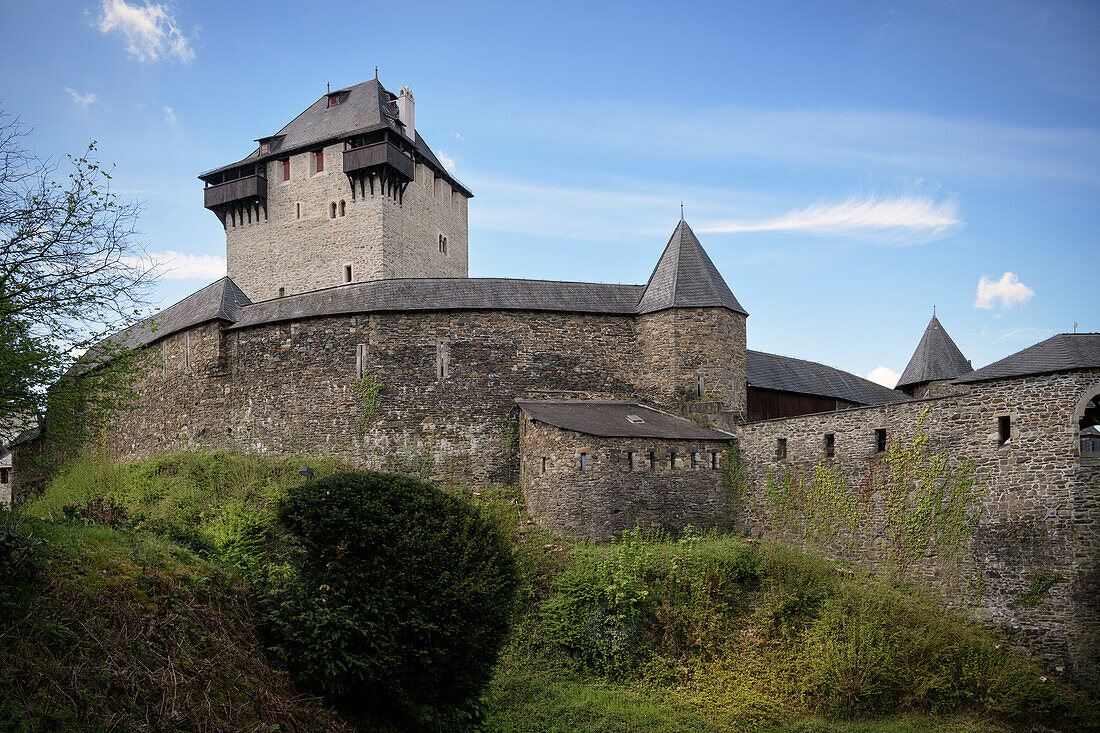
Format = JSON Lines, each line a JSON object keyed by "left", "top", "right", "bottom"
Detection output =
{"left": 998, "top": 416, "right": 1012, "bottom": 446}
{"left": 579, "top": 453, "right": 588, "bottom": 473}
{"left": 344, "top": 265, "right": 352, "bottom": 283}
{"left": 315, "top": 150, "right": 324, "bottom": 173}
{"left": 875, "top": 428, "right": 887, "bottom": 454}
{"left": 339, "top": 200, "right": 346, "bottom": 217}
{"left": 331, "top": 202, "right": 337, "bottom": 219}
{"left": 541, "top": 457, "right": 548, "bottom": 474}
{"left": 776, "top": 438, "right": 787, "bottom": 460}
{"left": 260, "top": 141, "right": 270, "bottom": 155}
{"left": 626, "top": 451, "right": 634, "bottom": 470}
{"left": 278, "top": 287, "right": 285, "bottom": 298}
{"left": 824, "top": 433, "right": 835, "bottom": 458}
{"left": 436, "top": 341, "right": 450, "bottom": 379}
{"left": 328, "top": 93, "right": 340, "bottom": 107}
{"left": 282, "top": 159, "right": 290, "bottom": 181}
{"left": 438, "top": 234, "right": 448, "bottom": 254}
{"left": 296, "top": 202, "right": 301, "bottom": 219}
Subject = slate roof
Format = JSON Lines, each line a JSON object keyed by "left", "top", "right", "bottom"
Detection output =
{"left": 954, "top": 333, "right": 1100, "bottom": 384}
{"left": 115, "top": 277, "right": 251, "bottom": 350}
{"left": 229, "top": 278, "right": 646, "bottom": 330}
{"left": 516, "top": 401, "right": 735, "bottom": 440}
{"left": 896, "top": 315, "right": 973, "bottom": 390}
{"left": 636, "top": 221, "right": 747, "bottom": 315}
{"left": 746, "top": 350, "right": 907, "bottom": 406}
{"left": 200, "top": 79, "right": 471, "bottom": 196}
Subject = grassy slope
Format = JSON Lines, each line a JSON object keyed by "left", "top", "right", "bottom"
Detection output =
{"left": 14, "top": 453, "right": 1095, "bottom": 732}
{"left": 0, "top": 517, "right": 349, "bottom": 732}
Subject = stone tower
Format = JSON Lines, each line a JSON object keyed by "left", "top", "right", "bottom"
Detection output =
{"left": 635, "top": 220, "right": 749, "bottom": 413}
{"left": 199, "top": 79, "right": 472, "bottom": 302}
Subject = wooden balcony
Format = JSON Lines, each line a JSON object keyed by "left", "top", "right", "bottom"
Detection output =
{"left": 204, "top": 174, "right": 267, "bottom": 209}
{"left": 343, "top": 142, "right": 414, "bottom": 181}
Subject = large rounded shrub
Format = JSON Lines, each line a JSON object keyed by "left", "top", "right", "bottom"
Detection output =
{"left": 264, "top": 471, "right": 520, "bottom": 720}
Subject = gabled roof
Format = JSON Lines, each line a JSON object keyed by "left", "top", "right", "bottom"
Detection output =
{"left": 747, "top": 350, "right": 908, "bottom": 406}
{"left": 896, "top": 315, "right": 973, "bottom": 390}
{"left": 229, "top": 278, "right": 646, "bottom": 330}
{"left": 200, "top": 79, "right": 471, "bottom": 196}
{"left": 954, "top": 333, "right": 1100, "bottom": 384}
{"left": 516, "top": 400, "right": 734, "bottom": 440}
{"left": 636, "top": 221, "right": 747, "bottom": 315}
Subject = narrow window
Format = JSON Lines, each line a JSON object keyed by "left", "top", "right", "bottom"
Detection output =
{"left": 344, "top": 265, "right": 352, "bottom": 283}
{"left": 541, "top": 457, "right": 548, "bottom": 474}
{"left": 824, "top": 433, "right": 835, "bottom": 458}
{"left": 875, "top": 428, "right": 887, "bottom": 454}
{"left": 436, "top": 341, "right": 450, "bottom": 379}
{"left": 776, "top": 438, "right": 787, "bottom": 460}
{"left": 626, "top": 451, "right": 634, "bottom": 470}
{"left": 355, "top": 343, "right": 367, "bottom": 379}
{"left": 711, "top": 452, "right": 720, "bottom": 470}
{"left": 579, "top": 453, "right": 588, "bottom": 473}
{"left": 1, "top": 468, "right": 9, "bottom": 484}
{"left": 649, "top": 450, "right": 656, "bottom": 471}
{"left": 339, "top": 200, "right": 346, "bottom": 217}
{"left": 442, "top": 236, "right": 448, "bottom": 254}
{"left": 315, "top": 150, "right": 324, "bottom": 173}
{"left": 278, "top": 287, "right": 285, "bottom": 298}
{"left": 282, "top": 159, "right": 290, "bottom": 181}
{"left": 669, "top": 451, "right": 677, "bottom": 469}
{"left": 695, "top": 373, "right": 705, "bottom": 399}
{"left": 998, "top": 416, "right": 1012, "bottom": 446}
{"left": 296, "top": 202, "right": 301, "bottom": 219}
{"left": 690, "top": 451, "right": 697, "bottom": 468}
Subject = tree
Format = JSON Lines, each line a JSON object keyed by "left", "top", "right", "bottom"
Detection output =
{"left": 0, "top": 111, "right": 153, "bottom": 448}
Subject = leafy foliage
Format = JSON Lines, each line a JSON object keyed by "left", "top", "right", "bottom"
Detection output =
{"left": 265, "top": 470, "right": 522, "bottom": 722}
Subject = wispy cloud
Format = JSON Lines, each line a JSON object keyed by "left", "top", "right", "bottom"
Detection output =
{"left": 437, "top": 151, "right": 456, "bottom": 171}
{"left": 96, "top": 0, "right": 194, "bottom": 63}
{"left": 124, "top": 251, "right": 225, "bottom": 280}
{"left": 65, "top": 88, "right": 96, "bottom": 107}
{"left": 163, "top": 106, "right": 176, "bottom": 124}
{"left": 697, "top": 195, "right": 961, "bottom": 243}
{"left": 993, "top": 326, "right": 1053, "bottom": 343}
{"left": 975, "top": 272, "right": 1034, "bottom": 310}
{"left": 866, "top": 366, "right": 900, "bottom": 388}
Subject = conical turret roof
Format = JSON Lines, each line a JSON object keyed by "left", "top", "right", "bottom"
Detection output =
{"left": 896, "top": 315, "right": 973, "bottom": 390}
{"left": 636, "top": 220, "right": 747, "bottom": 315}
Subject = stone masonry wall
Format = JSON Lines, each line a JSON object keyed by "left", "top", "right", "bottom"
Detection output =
{"left": 736, "top": 370, "right": 1100, "bottom": 684}
{"left": 224, "top": 144, "right": 468, "bottom": 302}
{"left": 520, "top": 413, "right": 733, "bottom": 541}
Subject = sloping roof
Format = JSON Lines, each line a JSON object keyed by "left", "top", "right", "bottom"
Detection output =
{"left": 896, "top": 315, "right": 973, "bottom": 390}
{"left": 516, "top": 401, "right": 734, "bottom": 440}
{"left": 954, "top": 333, "right": 1100, "bottom": 384}
{"left": 229, "top": 278, "right": 645, "bottom": 330}
{"left": 114, "top": 277, "right": 251, "bottom": 350}
{"left": 200, "top": 79, "right": 471, "bottom": 196}
{"left": 746, "top": 350, "right": 907, "bottom": 406}
{"left": 636, "top": 221, "right": 747, "bottom": 315}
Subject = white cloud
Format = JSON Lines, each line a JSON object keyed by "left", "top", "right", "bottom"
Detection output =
{"left": 163, "top": 106, "right": 176, "bottom": 124}
{"left": 994, "top": 326, "right": 1053, "bottom": 343}
{"left": 450, "top": 131, "right": 462, "bottom": 140}
{"left": 97, "top": 0, "right": 194, "bottom": 63}
{"left": 437, "top": 152, "right": 456, "bottom": 171}
{"left": 975, "top": 272, "right": 1034, "bottom": 310}
{"left": 65, "top": 88, "right": 96, "bottom": 107}
{"left": 125, "top": 251, "right": 225, "bottom": 280}
{"left": 866, "top": 366, "right": 900, "bottom": 389}
{"left": 697, "top": 195, "right": 962, "bottom": 243}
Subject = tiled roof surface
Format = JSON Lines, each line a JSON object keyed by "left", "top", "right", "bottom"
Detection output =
{"left": 954, "top": 333, "right": 1100, "bottom": 384}
{"left": 747, "top": 350, "right": 907, "bottom": 406}
{"left": 516, "top": 401, "right": 734, "bottom": 440}
{"left": 636, "top": 221, "right": 748, "bottom": 315}
{"left": 896, "top": 316, "right": 973, "bottom": 389}
{"left": 115, "top": 277, "right": 250, "bottom": 349}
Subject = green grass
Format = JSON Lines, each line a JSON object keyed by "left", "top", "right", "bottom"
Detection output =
{"left": 12, "top": 452, "right": 1097, "bottom": 732}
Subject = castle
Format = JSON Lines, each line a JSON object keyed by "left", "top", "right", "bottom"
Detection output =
{"left": 12, "top": 78, "right": 1099, "bottom": 684}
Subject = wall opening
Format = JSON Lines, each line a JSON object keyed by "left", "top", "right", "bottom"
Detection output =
{"left": 669, "top": 451, "right": 677, "bottom": 469}
{"left": 436, "top": 341, "right": 450, "bottom": 379}
{"left": 824, "top": 433, "right": 835, "bottom": 458}
{"left": 278, "top": 287, "right": 285, "bottom": 298}
{"left": 875, "top": 428, "right": 887, "bottom": 454}
{"left": 1081, "top": 396, "right": 1100, "bottom": 457}
{"left": 690, "top": 451, "right": 698, "bottom": 468}
{"left": 998, "top": 416, "right": 1012, "bottom": 446}
{"left": 776, "top": 438, "right": 787, "bottom": 460}
{"left": 344, "top": 264, "right": 353, "bottom": 283}
{"left": 711, "top": 451, "right": 720, "bottom": 470}
{"left": 282, "top": 159, "right": 290, "bottom": 181}
{"left": 331, "top": 202, "right": 337, "bottom": 219}
{"left": 541, "top": 457, "right": 548, "bottom": 474}
{"left": 579, "top": 453, "right": 588, "bottom": 473}
{"left": 648, "top": 450, "right": 656, "bottom": 471}
{"left": 339, "top": 200, "right": 346, "bottom": 217}
{"left": 626, "top": 451, "right": 634, "bottom": 470}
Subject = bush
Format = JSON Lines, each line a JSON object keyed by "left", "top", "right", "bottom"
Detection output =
{"left": 0, "top": 508, "right": 41, "bottom": 599}
{"left": 264, "top": 470, "right": 521, "bottom": 721}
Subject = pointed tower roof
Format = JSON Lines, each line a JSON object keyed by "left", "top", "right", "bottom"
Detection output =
{"left": 636, "top": 220, "right": 747, "bottom": 315}
{"left": 896, "top": 315, "right": 973, "bottom": 391}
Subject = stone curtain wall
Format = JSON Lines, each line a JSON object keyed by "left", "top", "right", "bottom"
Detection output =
{"left": 736, "top": 370, "right": 1100, "bottom": 684}
{"left": 520, "top": 413, "right": 733, "bottom": 541}
{"left": 225, "top": 144, "right": 468, "bottom": 302}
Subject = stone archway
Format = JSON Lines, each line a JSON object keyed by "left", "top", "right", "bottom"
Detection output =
{"left": 1074, "top": 382, "right": 1100, "bottom": 466}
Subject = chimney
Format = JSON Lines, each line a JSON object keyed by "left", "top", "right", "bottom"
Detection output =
{"left": 398, "top": 86, "right": 415, "bottom": 141}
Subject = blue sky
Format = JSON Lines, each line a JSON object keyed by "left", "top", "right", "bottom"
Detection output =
{"left": 2, "top": 0, "right": 1096, "bottom": 386}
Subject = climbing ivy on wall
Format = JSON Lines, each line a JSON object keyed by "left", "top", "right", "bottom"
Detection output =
{"left": 352, "top": 374, "right": 385, "bottom": 440}
{"left": 761, "top": 408, "right": 983, "bottom": 580}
